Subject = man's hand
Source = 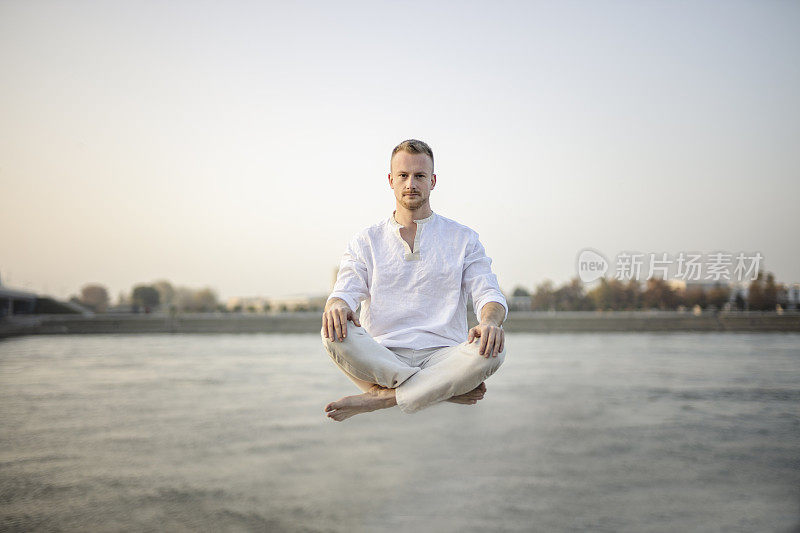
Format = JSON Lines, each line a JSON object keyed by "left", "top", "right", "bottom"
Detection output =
{"left": 322, "top": 298, "right": 360, "bottom": 342}
{"left": 468, "top": 322, "right": 504, "bottom": 357}
{"left": 468, "top": 301, "right": 506, "bottom": 357}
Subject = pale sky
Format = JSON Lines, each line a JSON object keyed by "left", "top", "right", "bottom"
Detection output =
{"left": 1, "top": 0, "right": 798, "bottom": 301}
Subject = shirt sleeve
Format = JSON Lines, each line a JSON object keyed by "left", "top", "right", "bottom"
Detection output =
{"left": 462, "top": 233, "right": 508, "bottom": 321}
{"left": 327, "top": 236, "right": 370, "bottom": 313}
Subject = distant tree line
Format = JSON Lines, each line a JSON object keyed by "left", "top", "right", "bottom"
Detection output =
{"left": 511, "top": 271, "right": 791, "bottom": 312}
{"left": 73, "top": 280, "right": 220, "bottom": 313}
{"left": 69, "top": 270, "right": 792, "bottom": 314}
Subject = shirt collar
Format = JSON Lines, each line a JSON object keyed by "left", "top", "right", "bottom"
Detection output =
{"left": 389, "top": 211, "right": 436, "bottom": 227}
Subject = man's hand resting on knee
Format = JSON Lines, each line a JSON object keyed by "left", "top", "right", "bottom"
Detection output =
{"left": 468, "top": 302, "right": 506, "bottom": 357}
{"left": 322, "top": 298, "right": 360, "bottom": 342}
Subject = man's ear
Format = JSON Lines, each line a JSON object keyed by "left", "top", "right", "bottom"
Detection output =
{"left": 388, "top": 173, "right": 393, "bottom": 188}
{"left": 431, "top": 174, "right": 437, "bottom": 189}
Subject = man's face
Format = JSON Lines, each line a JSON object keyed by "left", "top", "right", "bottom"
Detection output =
{"left": 388, "top": 151, "right": 436, "bottom": 212}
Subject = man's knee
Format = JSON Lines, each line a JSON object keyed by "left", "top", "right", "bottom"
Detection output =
{"left": 462, "top": 340, "right": 506, "bottom": 375}
{"left": 321, "top": 331, "right": 344, "bottom": 358}
{"left": 320, "top": 327, "right": 331, "bottom": 347}
{"left": 321, "top": 325, "right": 371, "bottom": 364}
{"left": 321, "top": 324, "right": 363, "bottom": 346}
{"left": 321, "top": 326, "right": 361, "bottom": 373}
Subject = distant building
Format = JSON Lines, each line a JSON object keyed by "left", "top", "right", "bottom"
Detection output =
{"left": 106, "top": 303, "right": 137, "bottom": 313}
{"left": 0, "top": 275, "right": 89, "bottom": 317}
{"left": 0, "top": 286, "right": 37, "bottom": 317}
{"left": 508, "top": 295, "right": 532, "bottom": 312}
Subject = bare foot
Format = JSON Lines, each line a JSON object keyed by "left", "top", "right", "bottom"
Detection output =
{"left": 324, "top": 385, "right": 397, "bottom": 422}
{"left": 446, "top": 382, "right": 487, "bottom": 405}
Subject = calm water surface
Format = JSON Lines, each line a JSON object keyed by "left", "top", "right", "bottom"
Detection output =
{"left": 1, "top": 333, "right": 798, "bottom": 532}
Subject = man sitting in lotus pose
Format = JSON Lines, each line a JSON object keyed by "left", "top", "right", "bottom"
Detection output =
{"left": 321, "top": 139, "right": 508, "bottom": 422}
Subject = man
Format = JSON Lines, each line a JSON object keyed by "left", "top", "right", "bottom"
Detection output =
{"left": 321, "top": 139, "right": 508, "bottom": 421}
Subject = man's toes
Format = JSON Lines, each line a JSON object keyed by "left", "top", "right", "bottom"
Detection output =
{"left": 331, "top": 411, "right": 350, "bottom": 421}
{"left": 326, "top": 400, "right": 343, "bottom": 412}
{"left": 326, "top": 397, "right": 349, "bottom": 411}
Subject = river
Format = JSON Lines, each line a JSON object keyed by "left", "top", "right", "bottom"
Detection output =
{"left": 1, "top": 333, "right": 798, "bottom": 532}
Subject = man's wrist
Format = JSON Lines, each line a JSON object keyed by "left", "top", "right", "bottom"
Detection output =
{"left": 478, "top": 301, "right": 507, "bottom": 328}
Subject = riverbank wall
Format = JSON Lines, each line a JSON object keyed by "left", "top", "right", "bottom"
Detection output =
{"left": 2, "top": 311, "right": 800, "bottom": 339}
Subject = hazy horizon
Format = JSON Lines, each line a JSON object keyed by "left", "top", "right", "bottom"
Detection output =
{"left": 2, "top": 1, "right": 798, "bottom": 301}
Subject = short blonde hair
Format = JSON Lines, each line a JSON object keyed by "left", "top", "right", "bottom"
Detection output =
{"left": 390, "top": 139, "right": 434, "bottom": 172}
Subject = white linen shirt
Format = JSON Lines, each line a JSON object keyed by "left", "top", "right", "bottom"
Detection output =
{"left": 328, "top": 211, "right": 508, "bottom": 350}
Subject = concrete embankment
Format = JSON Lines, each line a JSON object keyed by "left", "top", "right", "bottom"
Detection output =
{"left": 2, "top": 311, "right": 799, "bottom": 339}
{"left": 506, "top": 311, "right": 800, "bottom": 332}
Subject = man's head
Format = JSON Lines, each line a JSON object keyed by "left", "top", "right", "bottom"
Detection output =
{"left": 388, "top": 139, "right": 436, "bottom": 213}
{"left": 390, "top": 139, "right": 434, "bottom": 173}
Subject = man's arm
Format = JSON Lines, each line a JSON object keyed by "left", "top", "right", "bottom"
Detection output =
{"left": 462, "top": 234, "right": 508, "bottom": 358}
{"left": 467, "top": 302, "right": 506, "bottom": 358}
{"left": 323, "top": 236, "right": 369, "bottom": 342}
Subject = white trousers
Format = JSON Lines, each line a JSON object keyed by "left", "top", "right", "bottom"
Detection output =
{"left": 321, "top": 325, "right": 506, "bottom": 413}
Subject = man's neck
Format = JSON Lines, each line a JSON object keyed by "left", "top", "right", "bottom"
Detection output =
{"left": 394, "top": 204, "right": 433, "bottom": 228}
